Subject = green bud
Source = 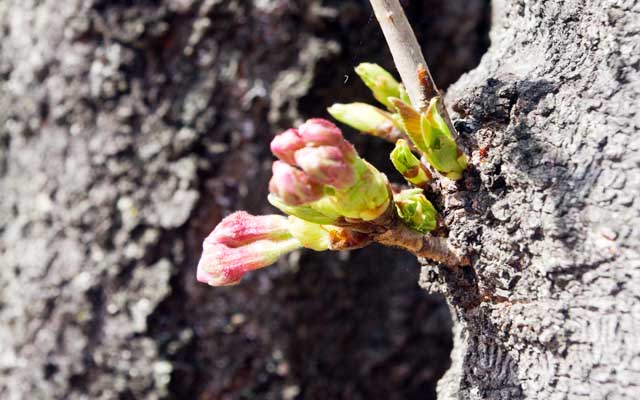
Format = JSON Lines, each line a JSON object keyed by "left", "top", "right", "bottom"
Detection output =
{"left": 327, "top": 103, "right": 395, "bottom": 135}
{"left": 355, "top": 63, "right": 401, "bottom": 110}
{"left": 390, "top": 139, "right": 431, "bottom": 186}
{"left": 287, "top": 216, "right": 332, "bottom": 251}
{"left": 391, "top": 97, "right": 467, "bottom": 180}
{"left": 394, "top": 189, "right": 437, "bottom": 233}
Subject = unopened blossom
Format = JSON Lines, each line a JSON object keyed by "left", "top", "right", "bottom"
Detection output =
{"left": 268, "top": 118, "right": 390, "bottom": 222}
{"left": 270, "top": 128, "right": 305, "bottom": 165}
{"left": 210, "top": 211, "right": 292, "bottom": 246}
{"left": 298, "top": 118, "right": 344, "bottom": 147}
{"left": 294, "top": 146, "right": 356, "bottom": 189}
{"left": 268, "top": 161, "right": 324, "bottom": 206}
{"left": 196, "top": 212, "right": 302, "bottom": 286}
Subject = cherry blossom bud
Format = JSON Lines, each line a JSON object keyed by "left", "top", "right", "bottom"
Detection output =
{"left": 294, "top": 146, "right": 356, "bottom": 189}
{"left": 298, "top": 118, "right": 344, "bottom": 147}
{"left": 197, "top": 238, "right": 301, "bottom": 286}
{"left": 270, "top": 128, "right": 305, "bottom": 165}
{"left": 269, "top": 161, "right": 323, "bottom": 205}
{"left": 196, "top": 212, "right": 302, "bottom": 286}
{"left": 208, "top": 211, "right": 291, "bottom": 247}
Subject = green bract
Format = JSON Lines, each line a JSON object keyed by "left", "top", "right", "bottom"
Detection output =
{"left": 390, "top": 139, "right": 431, "bottom": 186}
{"left": 287, "top": 216, "right": 333, "bottom": 251}
{"left": 268, "top": 194, "right": 338, "bottom": 225}
{"left": 325, "top": 159, "right": 390, "bottom": 221}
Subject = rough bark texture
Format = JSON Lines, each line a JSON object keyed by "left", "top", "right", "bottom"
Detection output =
{"left": 0, "top": 1, "right": 490, "bottom": 399}
{"left": 419, "top": 0, "right": 640, "bottom": 398}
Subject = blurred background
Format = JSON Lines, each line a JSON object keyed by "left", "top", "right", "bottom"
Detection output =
{"left": 0, "top": 0, "right": 490, "bottom": 398}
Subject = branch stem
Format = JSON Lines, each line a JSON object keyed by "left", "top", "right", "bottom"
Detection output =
{"left": 368, "top": 0, "right": 460, "bottom": 138}
{"left": 368, "top": 0, "right": 438, "bottom": 110}
{"left": 373, "top": 222, "right": 469, "bottom": 266}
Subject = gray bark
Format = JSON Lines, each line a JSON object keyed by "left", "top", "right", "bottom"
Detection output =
{"left": 420, "top": 0, "right": 640, "bottom": 398}
{"left": 0, "top": 0, "right": 489, "bottom": 399}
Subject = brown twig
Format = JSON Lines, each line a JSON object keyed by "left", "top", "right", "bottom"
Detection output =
{"left": 374, "top": 222, "right": 469, "bottom": 266}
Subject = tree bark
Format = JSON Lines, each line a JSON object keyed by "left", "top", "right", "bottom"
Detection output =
{"left": 420, "top": 0, "right": 640, "bottom": 398}
{"left": 0, "top": 1, "right": 490, "bottom": 399}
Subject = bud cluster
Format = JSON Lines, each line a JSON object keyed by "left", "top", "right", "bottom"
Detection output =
{"left": 268, "top": 118, "right": 390, "bottom": 223}
{"left": 328, "top": 63, "right": 467, "bottom": 181}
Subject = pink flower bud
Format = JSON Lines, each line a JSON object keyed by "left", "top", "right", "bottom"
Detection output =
{"left": 298, "top": 118, "right": 344, "bottom": 146}
{"left": 269, "top": 161, "right": 324, "bottom": 205}
{"left": 196, "top": 212, "right": 302, "bottom": 286}
{"left": 209, "top": 211, "right": 291, "bottom": 247}
{"left": 294, "top": 146, "right": 356, "bottom": 189}
{"left": 197, "top": 238, "right": 301, "bottom": 286}
{"left": 270, "top": 128, "right": 304, "bottom": 165}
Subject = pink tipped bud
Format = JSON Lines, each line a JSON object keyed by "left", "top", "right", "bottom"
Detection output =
{"left": 270, "top": 128, "right": 304, "bottom": 165}
{"left": 269, "top": 161, "right": 324, "bottom": 205}
{"left": 209, "top": 211, "right": 291, "bottom": 247}
{"left": 298, "top": 118, "right": 344, "bottom": 146}
{"left": 197, "top": 238, "right": 301, "bottom": 286}
{"left": 294, "top": 146, "right": 356, "bottom": 189}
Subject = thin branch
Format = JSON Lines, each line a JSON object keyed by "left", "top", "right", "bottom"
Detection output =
{"left": 368, "top": 0, "right": 438, "bottom": 110}
{"left": 368, "top": 0, "right": 460, "bottom": 138}
{"left": 374, "top": 222, "right": 469, "bottom": 266}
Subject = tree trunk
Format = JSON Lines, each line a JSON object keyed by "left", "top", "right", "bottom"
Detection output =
{"left": 0, "top": 1, "right": 489, "bottom": 399}
{"left": 422, "top": 0, "right": 640, "bottom": 398}
{"left": 4, "top": 0, "right": 636, "bottom": 399}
